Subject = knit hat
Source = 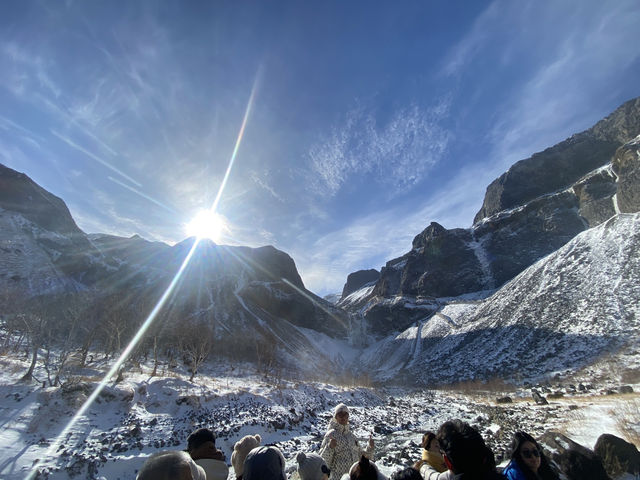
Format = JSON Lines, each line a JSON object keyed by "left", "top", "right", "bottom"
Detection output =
{"left": 232, "top": 434, "right": 262, "bottom": 477}
{"left": 334, "top": 403, "right": 349, "bottom": 417}
{"left": 297, "top": 452, "right": 329, "bottom": 480}
{"left": 187, "top": 428, "right": 216, "bottom": 451}
{"left": 243, "top": 446, "right": 286, "bottom": 480}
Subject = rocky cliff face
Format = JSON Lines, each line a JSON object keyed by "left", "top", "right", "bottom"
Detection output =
{"left": 341, "top": 269, "right": 379, "bottom": 298}
{"left": 474, "top": 97, "right": 640, "bottom": 223}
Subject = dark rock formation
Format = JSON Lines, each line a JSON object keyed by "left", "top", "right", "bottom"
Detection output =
{"left": 373, "top": 223, "right": 486, "bottom": 298}
{"left": 341, "top": 269, "right": 380, "bottom": 298}
{"left": 572, "top": 168, "right": 618, "bottom": 226}
{"left": 474, "top": 97, "right": 640, "bottom": 223}
{"left": 340, "top": 97, "right": 640, "bottom": 342}
{"left": 531, "top": 390, "right": 548, "bottom": 405}
{"left": 612, "top": 136, "right": 640, "bottom": 213}
{"left": 0, "top": 163, "right": 84, "bottom": 237}
{"left": 594, "top": 433, "right": 640, "bottom": 478}
{"left": 539, "top": 431, "right": 610, "bottom": 480}
{"left": 475, "top": 190, "right": 588, "bottom": 287}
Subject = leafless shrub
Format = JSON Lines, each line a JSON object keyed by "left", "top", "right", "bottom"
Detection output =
{"left": 609, "top": 398, "right": 640, "bottom": 446}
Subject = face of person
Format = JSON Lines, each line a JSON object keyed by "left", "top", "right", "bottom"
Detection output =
{"left": 336, "top": 411, "right": 349, "bottom": 425}
{"left": 428, "top": 438, "right": 441, "bottom": 455}
{"left": 189, "top": 440, "right": 218, "bottom": 460}
{"left": 519, "top": 441, "right": 541, "bottom": 473}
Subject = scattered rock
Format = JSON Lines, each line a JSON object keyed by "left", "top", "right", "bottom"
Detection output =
{"left": 496, "top": 396, "right": 512, "bottom": 404}
{"left": 176, "top": 395, "right": 201, "bottom": 408}
{"left": 532, "top": 391, "right": 549, "bottom": 405}
{"left": 618, "top": 385, "right": 633, "bottom": 394}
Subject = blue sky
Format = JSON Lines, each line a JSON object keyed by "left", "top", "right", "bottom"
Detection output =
{"left": 1, "top": 1, "right": 639, "bottom": 296}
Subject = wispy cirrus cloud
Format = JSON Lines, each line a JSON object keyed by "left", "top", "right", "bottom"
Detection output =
{"left": 308, "top": 100, "right": 452, "bottom": 197}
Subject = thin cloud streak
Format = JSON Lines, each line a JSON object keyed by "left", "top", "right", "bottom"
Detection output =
{"left": 50, "top": 130, "right": 142, "bottom": 187}
{"left": 106, "top": 176, "right": 178, "bottom": 215}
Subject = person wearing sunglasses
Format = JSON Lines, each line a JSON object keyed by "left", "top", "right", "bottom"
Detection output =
{"left": 503, "top": 432, "right": 559, "bottom": 480}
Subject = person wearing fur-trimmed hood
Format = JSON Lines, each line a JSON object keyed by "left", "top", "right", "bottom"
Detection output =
{"left": 319, "top": 403, "right": 375, "bottom": 480}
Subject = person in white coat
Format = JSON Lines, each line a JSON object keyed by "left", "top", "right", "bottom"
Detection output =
{"left": 319, "top": 403, "right": 374, "bottom": 480}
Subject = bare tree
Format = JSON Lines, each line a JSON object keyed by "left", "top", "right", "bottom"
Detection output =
{"left": 179, "top": 319, "right": 213, "bottom": 382}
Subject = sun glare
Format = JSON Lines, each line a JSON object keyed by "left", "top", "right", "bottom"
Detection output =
{"left": 185, "top": 209, "right": 228, "bottom": 242}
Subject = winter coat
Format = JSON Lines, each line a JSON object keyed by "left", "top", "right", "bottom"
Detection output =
{"left": 420, "top": 463, "right": 456, "bottom": 480}
{"left": 319, "top": 419, "right": 374, "bottom": 480}
{"left": 502, "top": 461, "right": 528, "bottom": 480}
{"left": 420, "top": 463, "right": 505, "bottom": 480}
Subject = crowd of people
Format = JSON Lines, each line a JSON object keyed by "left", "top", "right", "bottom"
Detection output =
{"left": 136, "top": 403, "right": 559, "bottom": 480}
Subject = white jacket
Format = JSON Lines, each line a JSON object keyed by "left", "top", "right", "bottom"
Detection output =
{"left": 319, "top": 419, "right": 374, "bottom": 480}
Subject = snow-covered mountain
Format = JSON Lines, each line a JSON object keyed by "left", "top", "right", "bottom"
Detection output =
{"left": 2, "top": 98, "right": 640, "bottom": 387}
{"left": 359, "top": 213, "right": 640, "bottom": 385}
{"left": 0, "top": 163, "right": 349, "bottom": 375}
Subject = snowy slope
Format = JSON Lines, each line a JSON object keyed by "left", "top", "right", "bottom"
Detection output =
{"left": 1, "top": 354, "right": 637, "bottom": 480}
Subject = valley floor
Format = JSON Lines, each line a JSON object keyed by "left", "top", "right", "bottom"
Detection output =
{"left": 0, "top": 355, "right": 638, "bottom": 480}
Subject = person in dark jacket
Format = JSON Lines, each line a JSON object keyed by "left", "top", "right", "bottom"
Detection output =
{"left": 502, "top": 432, "right": 559, "bottom": 480}
{"left": 422, "top": 419, "right": 505, "bottom": 480}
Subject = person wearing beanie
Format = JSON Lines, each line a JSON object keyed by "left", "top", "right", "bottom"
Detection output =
{"left": 186, "top": 428, "right": 229, "bottom": 480}
{"left": 319, "top": 403, "right": 375, "bottom": 480}
{"left": 232, "top": 434, "right": 262, "bottom": 480}
{"left": 243, "top": 445, "right": 287, "bottom": 480}
{"left": 297, "top": 452, "right": 331, "bottom": 480}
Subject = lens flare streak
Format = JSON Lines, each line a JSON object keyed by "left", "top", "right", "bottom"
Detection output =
{"left": 26, "top": 75, "right": 260, "bottom": 479}
{"left": 25, "top": 239, "right": 201, "bottom": 480}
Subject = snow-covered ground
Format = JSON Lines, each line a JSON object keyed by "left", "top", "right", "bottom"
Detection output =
{"left": 0, "top": 355, "right": 637, "bottom": 480}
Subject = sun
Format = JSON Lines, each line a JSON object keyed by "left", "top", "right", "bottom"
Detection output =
{"left": 185, "top": 209, "right": 228, "bottom": 242}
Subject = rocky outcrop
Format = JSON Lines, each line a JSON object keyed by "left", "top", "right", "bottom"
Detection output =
{"left": 539, "top": 432, "right": 610, "bottom": 480}
{"left": 340, "top": 98, "right": 640, "bottom": 342}
{"left": 0, "top": 163, "right": 84, "bottom": 237}
{"left": 341, "top": 269, "right": 379, "bottom": 298}
{"left": 612, "top": 135, "right": 640, "bottom": 213}
{"left": 373, "top": 223, "right": 486, "bottom": 298}
{"left": 474, "top": 190, "right": 588, "bottom": 287}
{"left": 474, "top": 97, "right": 640, "bottom": 223}
{"left": 594, "top": 433, "right": 640, "bottom": 478}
